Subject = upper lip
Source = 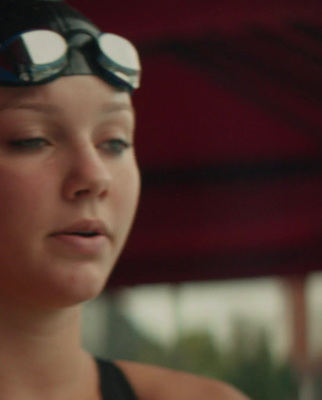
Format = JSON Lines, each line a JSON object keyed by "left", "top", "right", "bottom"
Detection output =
{"left": 51, "top": 219, "right": 110, "bottom": 237}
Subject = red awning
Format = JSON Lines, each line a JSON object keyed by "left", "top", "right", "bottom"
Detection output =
{"left": 69, "top": 0, "right": 322, "bottom": 286}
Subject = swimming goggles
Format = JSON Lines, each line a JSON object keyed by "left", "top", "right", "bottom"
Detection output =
{"left": 0, "top": 29, "right": 141, "bottom": 91}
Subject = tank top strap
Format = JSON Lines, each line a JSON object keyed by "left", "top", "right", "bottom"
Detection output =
{"left": 95, "top": 358, "right": 139, "bottom": 400}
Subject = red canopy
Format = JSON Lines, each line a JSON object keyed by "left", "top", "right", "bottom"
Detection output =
{"left": 69, "top": 0, "right": 322, "bottom": 286}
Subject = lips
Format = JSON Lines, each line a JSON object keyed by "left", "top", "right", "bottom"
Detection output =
{"left": 52, "top": 219, "right": 109, "bottom": 238}
{"left": 50, "top": 219, "right": 111, "bottom": 256}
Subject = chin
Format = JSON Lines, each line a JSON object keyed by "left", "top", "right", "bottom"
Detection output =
{"left": 27, "top": 260, "right": 114, "bottom": 309}
{"left": 57, "top": 267, "right": 112, "bottom": 307}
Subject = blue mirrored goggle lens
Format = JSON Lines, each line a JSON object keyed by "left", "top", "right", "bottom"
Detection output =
{"left": 98, "top": 33, "right": 141, "bottom": 89}
{"left": 19, "top": 30, "right": 67, "bottom": 65}
{"left": 0, "top": 30, "right": 68, "bottom": 83}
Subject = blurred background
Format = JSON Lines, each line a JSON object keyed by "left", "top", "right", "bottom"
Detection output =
{"left": 69, "top": 1, "right": 322, "bottom": 399}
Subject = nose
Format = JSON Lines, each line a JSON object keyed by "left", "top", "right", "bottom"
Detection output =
{"left": 62, "top": 145, "right": 111, "bottom": 201}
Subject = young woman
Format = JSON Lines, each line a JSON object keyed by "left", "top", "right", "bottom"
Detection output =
{"left": 0, "top": 1, "right": 249, "bottom": 399}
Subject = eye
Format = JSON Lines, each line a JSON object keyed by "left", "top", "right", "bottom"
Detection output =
{"left": 99, "top": 138, "right": 132, "bottom": 155}
{"left": 9, "top": 137, "right": 50, "bottom": 150}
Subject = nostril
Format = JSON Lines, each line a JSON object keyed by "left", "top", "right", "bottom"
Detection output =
{"left": 63, "top": 168, "right": 111, "bottom": 201}
{"left": 75, "top": 189, "right": 90, "bottom": 197}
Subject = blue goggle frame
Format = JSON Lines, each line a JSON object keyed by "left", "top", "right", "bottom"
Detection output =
{"left": 0, "top": 29, "right": 141, "bottom": 92}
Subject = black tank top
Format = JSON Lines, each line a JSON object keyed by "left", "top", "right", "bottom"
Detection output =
{"left": 96, "top": 358, "right": 139, "bottom": 400}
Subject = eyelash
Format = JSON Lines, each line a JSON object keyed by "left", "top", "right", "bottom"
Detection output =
{"left": 99, "top": 138, "right": 132, "bottom": 156}
{"left": 9, "top": 137, "right": 132, "bottom": 156}
{"left": 9, "top": 137, "right": 49, "bottom": 150}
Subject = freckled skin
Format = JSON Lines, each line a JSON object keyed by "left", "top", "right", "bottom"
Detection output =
{"left": 0, "top": 76, "right": 140, "bottom": 310}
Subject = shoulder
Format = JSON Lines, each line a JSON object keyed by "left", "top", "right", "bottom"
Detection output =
{"left": 115, "top": 360, "right": 250, "bottom": 400}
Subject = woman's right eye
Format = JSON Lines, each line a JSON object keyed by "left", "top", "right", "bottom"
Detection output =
{"left": 9, "top": 137, "right": 49, "bottom": 150}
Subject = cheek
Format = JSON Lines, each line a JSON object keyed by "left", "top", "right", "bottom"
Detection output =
{"left": 113, "top": 161, "right": 141, "bottom": 230}
{"left": 0, "top": 167, "right": 53, "bottom": 229}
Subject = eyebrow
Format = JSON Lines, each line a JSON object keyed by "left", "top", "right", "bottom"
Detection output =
{"left": 0, "top": 101, "right": 134, "bottom": 115}
{"left": 0, "top": 101, "right": 61, "bottom": 114}
{"left": 98, "top": 102, "right": 135, "bottom": 116}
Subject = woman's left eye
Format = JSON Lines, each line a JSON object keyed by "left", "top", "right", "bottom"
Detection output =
{"left": 99, "top": 139, "right": 131, "bottom": 155}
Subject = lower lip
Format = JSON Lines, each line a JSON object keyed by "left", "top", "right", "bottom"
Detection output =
{"left": 50, "top": 234, "right": 108, "bottom": 256}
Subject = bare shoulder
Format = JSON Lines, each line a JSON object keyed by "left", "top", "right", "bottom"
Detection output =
{"left": 115, "top": 360, "right": 250, "bottom": 400}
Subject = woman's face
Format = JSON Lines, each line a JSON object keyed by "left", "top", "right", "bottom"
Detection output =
{"left": 0, "top": 76, "right": 140, "bottom": 309}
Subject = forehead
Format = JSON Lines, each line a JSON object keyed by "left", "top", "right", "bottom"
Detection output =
{"left": 0, "top": 76, "right": 133, "bottom": 117}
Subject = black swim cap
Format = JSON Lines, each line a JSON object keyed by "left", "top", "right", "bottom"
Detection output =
{"left": 0, "top": 0, "right": 98, "bottom": 43}
{"left": 0, "top": 0, "right": 141, "bottom": 91}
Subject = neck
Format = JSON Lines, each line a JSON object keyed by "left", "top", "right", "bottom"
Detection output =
{"left": 0, "top": 302, "right": 99, "bottom": 400}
